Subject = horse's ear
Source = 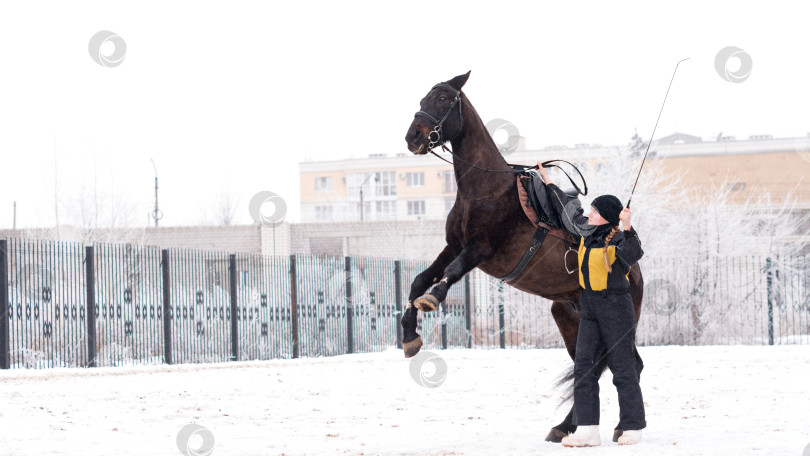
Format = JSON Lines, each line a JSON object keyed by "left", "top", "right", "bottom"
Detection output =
{"left": 446, "top": 71, "right": 471, "bottom": 91}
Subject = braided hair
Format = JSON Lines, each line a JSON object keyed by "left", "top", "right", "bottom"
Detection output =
{"left": 602, "top": 225, "right": 620, "bottom": 273}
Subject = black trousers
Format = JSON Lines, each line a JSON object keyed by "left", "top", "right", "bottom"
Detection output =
{"left": 572, "top": 288, "right": 646, "bottom": 430}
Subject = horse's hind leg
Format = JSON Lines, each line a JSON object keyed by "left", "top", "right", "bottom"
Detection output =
{"left": 551, "top": 297, "right": 580, "bottom": 360}
{"left": 545, "top": 298, "right": 581, "bottom": 442}
{"left": 547, "top": 349, "right": 611, "bottom": 443}
{"left": 402, "top": 244, "right": 459, "bottom": 357}
{"left": 545, "top": 296, "right": 612, "bottom": 443}
{"left": 546, "top": 408, "right": 576, "bottom": 443}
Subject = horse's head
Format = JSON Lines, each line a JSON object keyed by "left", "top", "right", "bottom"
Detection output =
{"left": 405, "top": 71, "right": 471, "bottom": 155}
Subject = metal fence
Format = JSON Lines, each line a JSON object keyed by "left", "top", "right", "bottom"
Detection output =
{"left": 0, "top": 238, "right": 808, "bottom": 369}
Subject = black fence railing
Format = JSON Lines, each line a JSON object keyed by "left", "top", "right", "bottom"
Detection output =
{"left": 0, "top": 238, "right": 808, "bottom": 369}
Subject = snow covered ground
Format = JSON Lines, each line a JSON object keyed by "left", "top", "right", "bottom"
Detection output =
{"left": 1, "top": 345, "right": 808, "bottom": 456}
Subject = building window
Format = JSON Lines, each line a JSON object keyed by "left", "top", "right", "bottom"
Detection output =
{"left": 374, "top": 171, "right": 397, "bottom": 197}
{"left": 443, "top": 171, "right": 457, "bottom": 193}
{"left": 315, "top": 176, "right": 332, "bottom": 192}
{"left": 315, "top": 205, "right": 333, "bottom": 220}
{"left": 347, "top": 171, "right": 396, "bottom": 200}
{"left": 407, "top": 200, "right": 425, "bottom": 215}
{"left": 406, "top": 172, "right": 424, "bottom": 187}
{"left": 375, "top": 200, "right": 396, "bottom": 220}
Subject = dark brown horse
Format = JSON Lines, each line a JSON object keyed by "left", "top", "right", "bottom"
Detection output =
{"left": 402, "top": 71, "right": 645, "bottom": 442}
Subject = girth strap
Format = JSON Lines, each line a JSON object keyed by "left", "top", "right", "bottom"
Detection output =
{"left": 496, "top": 225, "right": 549, "bottom": 283}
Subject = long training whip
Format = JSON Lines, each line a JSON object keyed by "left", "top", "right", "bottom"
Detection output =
{"left": 626, "top": 58, "right": 690, "bottom": 209}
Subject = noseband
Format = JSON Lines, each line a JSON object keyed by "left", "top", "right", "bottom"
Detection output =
{"left": 413, "top": 82, "right": 463, "bottom": 152}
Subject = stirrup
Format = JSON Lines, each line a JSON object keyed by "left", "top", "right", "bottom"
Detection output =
{"left": 564, "top": 248, "right": 578, "bottom": 274}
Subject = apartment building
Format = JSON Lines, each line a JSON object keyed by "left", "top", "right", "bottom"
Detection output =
{"left": 300, "top": 133, "right": 810, "bottom": 223}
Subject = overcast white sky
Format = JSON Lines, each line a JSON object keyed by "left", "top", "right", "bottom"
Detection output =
{"left": 1, "top": 1, "right": 808, "bottom": 228}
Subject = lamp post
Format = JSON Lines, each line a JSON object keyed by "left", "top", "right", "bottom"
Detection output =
{"left": 150, "top": 159, "right": 163, "bottom": 227}
{"left": 359, "top": 172, "right": 376, "bottom": 222}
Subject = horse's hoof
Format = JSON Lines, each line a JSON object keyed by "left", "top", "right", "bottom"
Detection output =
{"left": 545, "top": 428, "right": 568, "bottom": 443}
{"left": 414, "top": 294, "right": 439, "bottom": 312}
{"left": 402, "top": 335, "right": 423, "bottom": 358}
{"left": 612, "top": 429, "right": 623, "bottom": 442}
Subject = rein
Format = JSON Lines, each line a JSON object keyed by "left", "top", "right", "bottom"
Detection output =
{"left": 429, "top": 143, "right": 588, "bottom": 196}
{"left": 414, "top": 82, "right": 588, "bottom": 196}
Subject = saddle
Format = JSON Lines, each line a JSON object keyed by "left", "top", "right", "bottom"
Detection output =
{"left": 516, "top": 171, "right": 578, "bottom": 244}
{"left": 495, "top": 171, "right": 578, "bottom": 283}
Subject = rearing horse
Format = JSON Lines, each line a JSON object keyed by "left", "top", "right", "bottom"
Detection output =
{"left": 401, "top": 71, "right": 645, "bottom": 443}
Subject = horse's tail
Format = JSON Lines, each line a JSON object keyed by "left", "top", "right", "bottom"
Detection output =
{"left": 554, "top": 349, "right": 611, "bottom": 404}
{"left": 553, "top": 363, "right": 576, "bottom": 404}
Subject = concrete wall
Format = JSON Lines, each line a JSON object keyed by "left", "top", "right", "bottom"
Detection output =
{"left": 0, "top": 220, "right": 445, "bottom": 260}
{"left": 289, "top": 219, "right": 445, "bottom": 259}
{"left": 3, "top": 210, "right": 805, "bottom": 259}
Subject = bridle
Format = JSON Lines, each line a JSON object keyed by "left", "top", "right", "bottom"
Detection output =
{"left": 412, "top": 81, "right": 588, "bottom": 196}
{"left": 413, "top": 82, "right": 463, "bottom": 152}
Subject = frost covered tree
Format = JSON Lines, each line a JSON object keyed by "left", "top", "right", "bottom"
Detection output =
{"left": 204, "top": 187, "right": 240, "bottom": 226}
{"left": 544, "top": 133, "right": 810, "bottom": 344}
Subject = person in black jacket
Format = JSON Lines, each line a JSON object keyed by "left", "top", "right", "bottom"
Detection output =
{"left": 537, "top": 164, "right": 645, "bottom": 447}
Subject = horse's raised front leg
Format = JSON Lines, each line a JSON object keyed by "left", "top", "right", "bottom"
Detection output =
{"left": 414, "top": 242, "right": 490, "bottom": 312}
{"left": 402, "top": 244, "right": 459, "bottom": 358}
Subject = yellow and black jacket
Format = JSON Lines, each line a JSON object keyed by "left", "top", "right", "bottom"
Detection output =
{"left": 577, "top": 226, "right": 643, "bottom": 292}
